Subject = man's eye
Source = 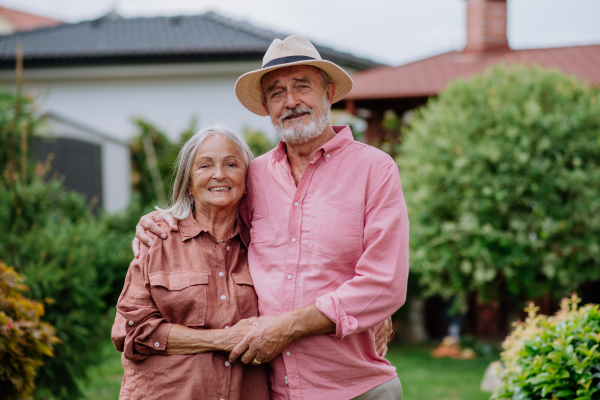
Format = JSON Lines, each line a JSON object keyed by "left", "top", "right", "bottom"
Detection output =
{"left": 272, "top": 92, "right": 281, "bottom": 98}
{"left": 227, "top": 163, "right": 236, "bottom": 168}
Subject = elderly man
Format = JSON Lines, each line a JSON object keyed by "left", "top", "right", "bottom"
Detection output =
{"left": 133, "top": 35, "right": 408, "bottom": 400}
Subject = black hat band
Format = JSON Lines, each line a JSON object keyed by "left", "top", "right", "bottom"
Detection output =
{"left": 262, "top": 55, "right": 316, "bottom": 69}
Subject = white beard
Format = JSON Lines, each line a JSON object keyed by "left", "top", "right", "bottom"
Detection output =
{"left": 274, "top": 97, "right": 331, "bottom": 144}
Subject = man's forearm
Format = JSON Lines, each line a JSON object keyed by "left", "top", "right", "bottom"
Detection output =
{"left": 281, "top": 304, "right": 335, "bottom": 341}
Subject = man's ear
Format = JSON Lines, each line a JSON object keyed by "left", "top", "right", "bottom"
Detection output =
{"left": 326, "top": 82, "right": 336, "bottom": 105}
{"left": 261, "top": 102, "right": 270, "bottom": 114}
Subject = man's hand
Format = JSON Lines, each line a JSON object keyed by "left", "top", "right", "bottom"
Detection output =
{"left": 132, "top": 211, "right": 179, "bottom": 258}
{"left": 229, "top": 304, "right": 335, "bottom": 364}
{"left": 375, "top": 316, "right": 394, "bottom": 357}
{"left": 229, "top": 315, "right": 294, "bottom": 364}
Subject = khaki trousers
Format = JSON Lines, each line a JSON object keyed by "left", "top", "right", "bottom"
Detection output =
{"left": 351, "top": 377, "right": 403, "bottom": 400}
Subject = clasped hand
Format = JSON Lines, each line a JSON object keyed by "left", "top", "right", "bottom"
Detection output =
{"left": 229, "top": 315, "right": 293, "bottom": 364}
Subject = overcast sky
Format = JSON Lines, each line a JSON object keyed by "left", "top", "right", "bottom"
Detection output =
{"left": 6, "top": 0, "right": 600, "bottom": 66}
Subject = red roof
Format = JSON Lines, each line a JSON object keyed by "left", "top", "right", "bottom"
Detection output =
{"left": 346, "top": 44, "right": 600, "bottom": 101}
{"left": 0, "top": 6, "right": 62, "bottom": 32}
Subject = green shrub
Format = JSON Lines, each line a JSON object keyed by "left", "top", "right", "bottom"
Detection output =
{"left": 494, "top": 294, "right": 600, "bottom": 400}
{"left": 398, "top": 65, "right": 600, "bottom": 311}
{"left": 0, "top": 174, "right": 111, "bottom": 400}
{"left": 0, "top": 89, "right": 133, "bottom": 399}
{"left": 0, "top": 261, "right": 59, "bottom": 400}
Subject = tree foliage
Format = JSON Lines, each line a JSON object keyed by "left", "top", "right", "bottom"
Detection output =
{"left": 494, "top": 294, "right": 600, "bottom": 400}
{"left": 398, "top": 65, "right": 600, "bottom": 310}
{"left": 0, "top": 261, "right": 59, "bottom": 400}
{"left": 243, "top": 127, "right": 276, "bottom": 157}
{"left": 129, "top": 118, "right": 181, "bottom": 208}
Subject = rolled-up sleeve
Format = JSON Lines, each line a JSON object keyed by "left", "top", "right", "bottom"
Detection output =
{"left": 315, "top": 162, "right": 409, "bottom": 339}
{"left": 111, "top": 239, "right": 174, "bottom": 361}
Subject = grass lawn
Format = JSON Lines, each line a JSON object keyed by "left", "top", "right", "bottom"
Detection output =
{"left": 388, "top": 344, "right": 494, "bottom": 400}
{"left": 79, "top": 340, "right": 123, "bottom": 400}
{"left": 80, "top": 340, "right": 495, "bottom": 400}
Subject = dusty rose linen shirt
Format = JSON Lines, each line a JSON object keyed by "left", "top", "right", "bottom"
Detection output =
{"left": 240, "top": 126, "right": 409, "bottom": 400}
{"left": 111, "top": 214, "right": 269, "bottom": 400}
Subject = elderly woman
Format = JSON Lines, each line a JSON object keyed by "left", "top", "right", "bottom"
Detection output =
{"left": 111, "top": 125, "right": 269, "bottom": 400}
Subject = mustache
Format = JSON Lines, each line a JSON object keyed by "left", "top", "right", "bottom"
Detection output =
{"left": 279, "top": 107, "right": 313, "bottom": 124}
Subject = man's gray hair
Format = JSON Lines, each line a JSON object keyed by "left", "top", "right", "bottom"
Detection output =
{"left": 260, "top": 66, "right": 333, "bottom": 103}
{"left": 157, "top": 124, "right": 254, "bottom": 220}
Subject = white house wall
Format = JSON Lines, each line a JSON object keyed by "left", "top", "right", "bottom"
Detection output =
{"left": 1, "top": 61, "right": 277, "bottom": 142}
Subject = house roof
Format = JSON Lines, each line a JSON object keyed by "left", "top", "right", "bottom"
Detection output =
{"left": 0, "top": 6, "right": 62, "bottom": 32}
{"left": 0, "top": 11, "right": 380, "bottom": 70}
{"left": 346, "top": 44, "right": 600, "bottom": 101}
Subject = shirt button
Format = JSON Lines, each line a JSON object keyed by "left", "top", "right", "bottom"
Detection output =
{"left": 287, "top": 274, "right": 292, "bottom": 280}
{"left": 154, "top": 342, "right": 160, "bottom": 348}
{"left": 219, "top": 271, "right": 224, "bottom": 277}
{"left": 225, "top": 361, "right": 230, "bottom": 367}
{"left": 220, "top": 295, "right": 226, "bottom": 300}
{"left": 286, "top": 351, "right": 291, "bottom": 356}
{"left": 291, "top": 238, "right": 297, "bottom": 243}
{"left": 294, "top": 202, "right": 299, "bottom": 207}
{"left": 326, "top": 154, "right": 330, "bottom": 158}
{"left": 128, "top": 320, "right": 134, "bottom": 326}
{"left": 227, "top": 246, "right": 230, "bottom": 251}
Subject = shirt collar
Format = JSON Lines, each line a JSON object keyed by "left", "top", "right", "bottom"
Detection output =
{"left": 178, "top": 211, "right": 250, "bottom": 248}
{"left": 272, "top": 125, "right": 354, "bottom": 163}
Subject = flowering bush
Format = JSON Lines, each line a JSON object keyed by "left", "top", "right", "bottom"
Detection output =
{"left": 494, "top": 294, "right": 600, "bottom": 400}
{"left": 0, "top": 261, "right": 58, "bottom": 400}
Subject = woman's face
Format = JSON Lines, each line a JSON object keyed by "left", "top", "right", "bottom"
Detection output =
{"left": 190, "top": 135, "right": 247, "bottom": 213}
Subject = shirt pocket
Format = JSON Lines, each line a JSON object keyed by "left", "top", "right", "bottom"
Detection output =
{"left": 149, "top": 270, "right": 209, "bottom": 327}
{"left": 232, "top": 271, "right": 259, "bottom": 319}
{"left": 309, "top": 200, "right": 362, "bottom": 256}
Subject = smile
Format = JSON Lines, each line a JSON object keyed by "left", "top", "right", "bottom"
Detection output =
{"left": 285, "top": 112, "right": 308, "bottom": 121}
{"left": 209, "top": 187, "right": 231, "bottom": 192}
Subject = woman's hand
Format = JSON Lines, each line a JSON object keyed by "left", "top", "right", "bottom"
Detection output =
{"left": 375, "top": 316, "right": 394, "bottom": 357}
{"left": 166, "top": 318, "right": 257, "bottom": 355}
{"left": 218, "top": 318, "right": 257, "bottom": 352}
{"left": 132, "top": 211, "right": 179, "bottom": 258}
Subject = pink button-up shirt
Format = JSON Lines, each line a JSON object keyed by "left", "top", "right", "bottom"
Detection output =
{"left": 240, "top": 126, "right": 409, "bottom": 400}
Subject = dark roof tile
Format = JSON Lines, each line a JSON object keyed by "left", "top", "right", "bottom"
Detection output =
{"left": 0, "top": 11, "right": 380, "bottom": 69}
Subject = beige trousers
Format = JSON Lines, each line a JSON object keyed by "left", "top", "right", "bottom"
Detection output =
{"left": 351, "top": 377, "right": 403, "bottom": 400}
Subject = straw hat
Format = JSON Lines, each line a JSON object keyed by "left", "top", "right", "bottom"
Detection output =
{"left": 235, "top": 35, "right": 354, "bottom": 116}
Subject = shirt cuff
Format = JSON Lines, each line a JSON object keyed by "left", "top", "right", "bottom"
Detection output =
{"left": 149, "top": 322, "right": 174, "bottom": 353}
{"left": 315, "top": 293, "right": 358, "bottom": 339}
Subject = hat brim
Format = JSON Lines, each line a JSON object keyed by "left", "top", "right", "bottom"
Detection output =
{"left": 235, "top": 59, "right": 354, "bottom": 117}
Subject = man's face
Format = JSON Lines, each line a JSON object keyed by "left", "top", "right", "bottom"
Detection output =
{"left": 260, "top": 65, "right": 335, "bottom": 144}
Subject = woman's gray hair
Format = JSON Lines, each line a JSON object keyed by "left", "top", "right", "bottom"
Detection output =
{"left": 157, "top": 124, "right": 254, "bottom": 220}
